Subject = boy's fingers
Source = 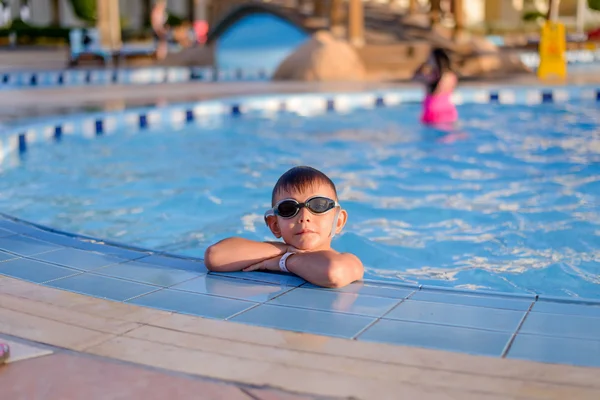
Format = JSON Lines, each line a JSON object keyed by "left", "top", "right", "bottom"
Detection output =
{"left": 243, "top": 263, "right": 260, "bottom": 272}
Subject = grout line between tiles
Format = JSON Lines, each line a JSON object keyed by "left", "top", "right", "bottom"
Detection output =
{"left": 41, "top": 270, "right": 86, "bottom": 285}
{"left": 500, "top": 300, "right": 535, "bottom": 358}
{"left": 351, "top": 289, "right": 418, "bottom": 340}
{"left": 224, "top": 285, "right": 301, "bottom": 321}
{"left": 121, "top": 287, "right": 165, "bottom": 303}
{"left": 224, "top": 303, "right": 263, "bottom": 321}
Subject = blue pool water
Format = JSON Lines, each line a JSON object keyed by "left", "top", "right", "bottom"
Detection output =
{"left": 1, "top": 100, "right": 600, "bottom": 299}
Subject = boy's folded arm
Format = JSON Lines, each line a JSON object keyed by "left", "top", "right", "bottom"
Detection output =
{"left": 286, "top": 250, "right": 364, "bottom": 288}
{"left": 204, "top": 237, "right": 286, "bottom": 272}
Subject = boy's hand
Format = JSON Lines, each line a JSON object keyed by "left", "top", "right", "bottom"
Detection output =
{"left": 243, "top": 247, "right": 304, "bottom": 272}
{"left": 243, "top": 255, "right": 282, "bottom": 272}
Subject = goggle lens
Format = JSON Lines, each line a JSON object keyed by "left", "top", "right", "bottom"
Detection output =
{"left": 275, "top": 197, "right": 336, "bottom": 218}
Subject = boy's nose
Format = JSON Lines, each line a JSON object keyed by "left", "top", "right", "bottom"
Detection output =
{"left": 297, "top": 207, "right": 311, "bottom": 222}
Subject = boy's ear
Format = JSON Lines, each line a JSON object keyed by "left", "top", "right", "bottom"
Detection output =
{"left": 266, "top": 216, "right": 282, "bottom": 238}
{"left": 335, "top": 209, "right": 348, "bottom": 235}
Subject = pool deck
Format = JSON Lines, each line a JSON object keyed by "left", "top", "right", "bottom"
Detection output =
{"left": 2, "top": 275, "right": 600, "bottom": 399}
{"left": 1, "top": 58, "right": 600, "bottom": 398}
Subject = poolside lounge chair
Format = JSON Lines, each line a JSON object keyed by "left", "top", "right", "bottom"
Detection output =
{"left": 68, "top": 28, "right": 157, "bottom": 67}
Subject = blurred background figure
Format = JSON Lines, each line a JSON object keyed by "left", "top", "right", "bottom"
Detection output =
{"left": 151, "top": 0, "right": 169, "bottom": 60}
{"left": 0, "top": 0, "right": 11, "bottom": 27}
{"left": 19, "top": 0, "right": 30, "bottom": 22}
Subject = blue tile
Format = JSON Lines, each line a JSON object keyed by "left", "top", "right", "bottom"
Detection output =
{"left": 209, "top": 271, "right": 306, "bottom": 287}
{"left": 303, "top": 281, "right": 415, "bottom": 299}
{"left": 32, "top": 248, "right": 125, "bottom": 271}
{"left": 519, "top": 312, "right": 600, "bottom": 341}
{"left": 0, "top": 258, "right": 79, "bottom": 283}
{"left": 0, "top": 235, "right": 62, "bottom": 256}
{"left": 508, "top": 333, "right": 600, "bottom": 368}
{"left": 0, "top": 228, "right": 14, "bottom": 238}
{"left": 128, "top": 289, "right": 255, "bottom": 319}
{"left": 172, "top": 274, "right": 291, "bottom": 302}
{"left": 0, "top": 251, "right": 18, "bottom": 262}
{"left": 72, "top": 241, "right": 149, "bottom": 260}
{"left": 94, "top": 261, "right": 202, "bottom": 287}
{"left": 136, "top": 254, "right": 207, "bottom": 273}
{"left": 46, "top": 273, "right": 157, "bottom": 301}
{"left": 271, "top": 287, "right": 400, "bottom": 317}
{"left": 231, "top": 304, "right": 374, "bottom": 338}
{"left": 0, "top": 220, "right": 44, "bottom": 235}
{"left": 410, "top": 290, "right": 533, "bottom": 311}
{"left": 22, "top": 230, "right": 88, "bottom": 248}
{"left": 532, "top": 301, "right": 600, "bottom": 318}
{"left": 385, "top": 300, "right": 524, "bottom": 332}
{"left": 359, "top": 319, "right": 511, "bottom": 356}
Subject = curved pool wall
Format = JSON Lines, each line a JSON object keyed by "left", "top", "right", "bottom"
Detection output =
{"left": 1, "top": 85, "right": 600, "bottom": 368}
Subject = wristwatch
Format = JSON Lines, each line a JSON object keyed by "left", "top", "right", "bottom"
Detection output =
{"left": 279, "top": 252, "right": 295, "bottom": 273}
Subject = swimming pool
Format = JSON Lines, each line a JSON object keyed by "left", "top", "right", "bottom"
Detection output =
{"left": 1, "top": 89, "right": 599, "bottom": 300}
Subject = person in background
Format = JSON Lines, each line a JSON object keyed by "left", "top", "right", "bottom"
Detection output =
{"left": 151, "top": 0, "right": 169, "bottom": 60}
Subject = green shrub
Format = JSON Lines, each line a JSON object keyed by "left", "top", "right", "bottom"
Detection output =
{"left": 68, "top": 0, "right": 97, "bottom": 23}
{"left": 0, "top": 19, "right": 71, "bottom": 43}
{"left": 522, "top": 10, "right": 546, "bottom": 23}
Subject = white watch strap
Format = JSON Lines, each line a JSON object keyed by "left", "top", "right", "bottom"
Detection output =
{"left": 279, "top": 252, "right": 295, "bottom": 273}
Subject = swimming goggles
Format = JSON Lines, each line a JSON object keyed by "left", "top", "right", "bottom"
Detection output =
{"left": 264, "top": 196, "right": 339, "bottom": 220}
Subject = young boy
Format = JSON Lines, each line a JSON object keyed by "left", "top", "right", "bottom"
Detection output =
{"left": 204, "top": 166, "right": 364, "bottom": 288}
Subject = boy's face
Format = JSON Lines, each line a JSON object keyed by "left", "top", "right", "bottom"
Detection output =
{"left": 267, "top": 182, "right": 347, "bottom": 251}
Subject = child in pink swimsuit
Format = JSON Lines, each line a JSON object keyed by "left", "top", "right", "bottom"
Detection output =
{"left": 415, "top": 48, "right": 458, "bottom": 126}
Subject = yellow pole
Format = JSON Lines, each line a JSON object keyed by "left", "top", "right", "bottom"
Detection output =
{"left": 348, "top": 0, "right": 365, "bottom": 47}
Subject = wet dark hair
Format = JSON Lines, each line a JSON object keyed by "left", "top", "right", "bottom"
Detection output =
{"left": 272, "top": 166, "right": 338, "bottom": 206}
{"left": 428, "top": 48, "right": 453, "bottom": 94}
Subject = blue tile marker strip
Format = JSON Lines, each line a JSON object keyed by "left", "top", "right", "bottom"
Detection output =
{"left": 2, "top": 85, "right": 600, "bottom": 367}
{"left": 0, "top": 66, "right": 271, "bottom": 90}
{"left": 1, "top": 212, "right": 600, "bottom": 367}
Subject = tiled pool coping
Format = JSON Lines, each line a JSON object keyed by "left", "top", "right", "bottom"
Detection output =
{"left": 1, "top": 85, "right": 600, "bottom": 368}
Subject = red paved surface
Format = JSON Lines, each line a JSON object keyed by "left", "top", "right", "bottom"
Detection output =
{"left": 0, "top": 350, "right": 323, "bottom": 400}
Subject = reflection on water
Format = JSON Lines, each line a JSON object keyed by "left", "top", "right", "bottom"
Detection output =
{"left": 1, "top": 101, "right": 599, "bottom": 299}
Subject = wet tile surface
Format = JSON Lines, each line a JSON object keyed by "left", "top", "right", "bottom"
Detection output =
{"left": 46, "top": 273, "right": 158, "bottom": 301}
{"left": 519, "top": 312, "right": 600, "bottom": 341}
{"left": 410, "top": 290, "right": 533, "bottom": 311}
{"left": 508, "top": 333, "right": 600, "bottom": 368}
{"left": 172, "top": 274, "right": 292, "bottom": 302}
{"left": 32, "top": 248, "right": 126, "bottom": 271}
{"left": 94, "top": 261, "right": 203, "bottom": 287}
{"left": 0, "top": 258, "right": 80, "bottom": 283}
{"left": 231, "top": 304, "right": 375, "bottom": 338}
{"left": 384, "top": 300, "right": 525, "bottom": 332}
{"left": 0, "top": 235, "right": 62, "bottom": 256}
{"left": 359, "top": 319, "right": 511, "bottom": 357}
{"left": 269, "top": 287, "right": 401, "bottom": 317}
{"left": 127, "top": 289, "right": 256, "bottom": 319}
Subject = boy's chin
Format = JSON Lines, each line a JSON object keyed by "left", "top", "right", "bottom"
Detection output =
{"left": 290, "top": 237, "right": 330, "bottom": 251}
